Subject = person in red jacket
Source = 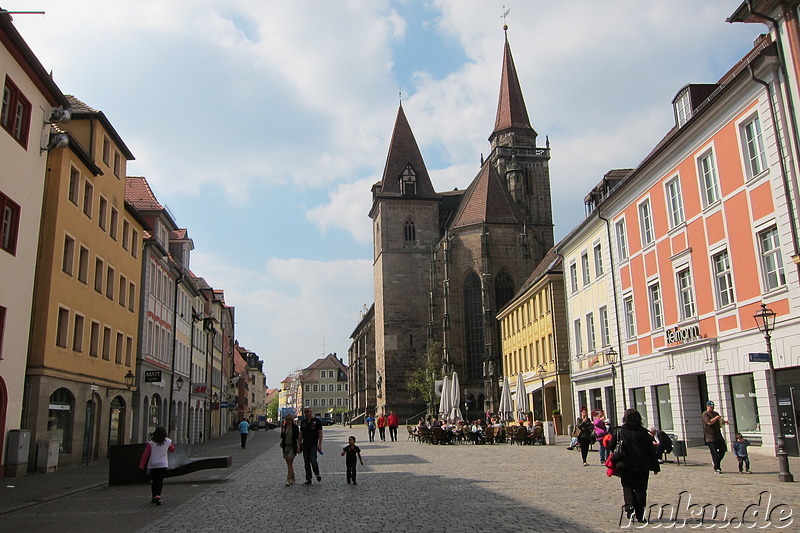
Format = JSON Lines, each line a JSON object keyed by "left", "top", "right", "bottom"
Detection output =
{"left": 377, "top": 413, "right": 387, "bottom": 441}
{"left": 387, "top": 411, "right": 399, "bottom": 441}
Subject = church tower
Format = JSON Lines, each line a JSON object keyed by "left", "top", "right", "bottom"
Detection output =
{"left": 369, "top": 105, "right": 441, "bottom": 417}
{"left": 488, "top": 32, "right": 554, "bottom": 260}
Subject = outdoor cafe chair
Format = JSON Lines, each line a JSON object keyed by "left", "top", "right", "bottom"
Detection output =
{"left": 407, "top": 426, "right": 416, "bottom": 441}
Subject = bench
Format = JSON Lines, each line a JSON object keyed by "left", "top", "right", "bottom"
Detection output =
{"left": 108, "top": 443, "right": 232, "bottom": 485}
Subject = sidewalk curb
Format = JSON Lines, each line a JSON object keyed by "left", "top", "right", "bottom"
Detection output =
{"left": 0, "top": 480, "right": 108, "bottom": 516}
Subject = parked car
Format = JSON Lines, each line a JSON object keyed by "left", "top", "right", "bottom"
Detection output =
{"left": 320, "top": 417, "right": 335, "bottom": 426}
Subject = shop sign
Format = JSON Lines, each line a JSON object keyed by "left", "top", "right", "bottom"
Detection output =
{"left": 144, "top": 370, "right": 162, "bottom": 382}
{"left": 193, "top": 384, "right": 208, "bottom": 395}
{"left": 665, "top": 324, "right": 701, "bottom": 345}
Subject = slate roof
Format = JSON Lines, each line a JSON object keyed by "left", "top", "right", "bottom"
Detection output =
{"left": 125, "top": 176, "right": 163, "bottom": 211}
{"left": 492, "top": 36, "right": 533, "bottom": 135}
{"left": 449, "top": 162, "right": 526, "bottom": 229}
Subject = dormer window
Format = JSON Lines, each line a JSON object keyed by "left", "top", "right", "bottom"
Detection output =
{"left": 400, "top": 165, "right": 417, "bottom": 195}
{"left": 674, "top": 88, "right": 691, "bottom": 128}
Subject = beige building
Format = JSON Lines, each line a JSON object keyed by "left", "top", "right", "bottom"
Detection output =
{"left": 26, "top": 95, "right": 142, "bottom": 468}
{"left": 0, "top": 13, "right": 69, "bottom": 476}
{"left": 299, "top": 353, "right": 348, "bottom": 422}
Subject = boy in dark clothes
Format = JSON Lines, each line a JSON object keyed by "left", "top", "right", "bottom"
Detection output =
{"left": 341, "top": 435, "right": 364, "bottom": 484}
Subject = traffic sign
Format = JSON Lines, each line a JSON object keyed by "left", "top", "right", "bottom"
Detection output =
{"left": 748, "top": 352, "right": 771, "bottom": 363}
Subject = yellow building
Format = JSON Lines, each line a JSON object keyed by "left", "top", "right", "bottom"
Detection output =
{"left": 299, "top": 353, "right": 349, "bottom": 422}
{"left": 497, "top": 250, "right": 573, "bottom": 432}
{"left": 25, "top": 95, "right": 143, "bottom": 467}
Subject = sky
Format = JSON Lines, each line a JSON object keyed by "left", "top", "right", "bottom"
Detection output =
{"left": 4, "top": 1, "right": 763, "bottom": 388}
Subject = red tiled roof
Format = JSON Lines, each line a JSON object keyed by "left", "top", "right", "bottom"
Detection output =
{"left": 171, "top": 228, "right": 187, "bottom": 239}
{"left": 492, "top": 36, "right": 532, "bottom": 135}
{"left": 125, "top": 176, "right": 163, "bottom": 210}
{"left": 450, "top": 163, "right": 526, "bottom": 229}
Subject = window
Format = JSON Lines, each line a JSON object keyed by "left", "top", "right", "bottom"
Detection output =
{"left": 312, "top": 384, "right": 318, "bottom": 392}
{"left": 329, "top": 384, "right": 334, "bottom": 392}
{"left": 1, "top": 76, "right": 31, "bottom": 146}
{"left": 122, "top": 220, "right": 130, "bottom": 250}
{"left": 72, "top": 314, "right": 84, "bottom": 352}
{"left": 94, "top": 258, "right": 104, "bottom": 293}
{"left": 106, "top": 266, "right": 115, "bottom": 299}
{"left": 712, "top": 251, "right": 735, "bottom": 307}
{"left": 48, "top": 389, "right": 73, "bottom": 453}
{"left": 56, "top": 307, "right": 69, "bottom": 347}
{"left": 698, "top": 150, "right": 720, "bottom": 207}
{"left": 586, "top": 313, "right": 596, "bottom": 352}
{"left": 320, "top": 398, "right": 326, "bottom": 407}
{"left": 128, "top": 281, "right": 136, "bottom": 311}
{"left": 89, "top": 321, "right": 100, "bottom": 357}
{"left": 674, "top": 89, "right": 691, "bottom": 128}
{"left": 730, "top": 373, "right": 759, "bottom": 432}
{"left": 615, "top": 219, "right": 628, "bottom": 260}
{"left": 632, "top": 388, "right": 648, "bottom": 428}
{"left": 599, "top": 306, "right": 610, "bottom": 347}
{"left": 304, "top": 385, "right": 310, "bottom": 393}
{"left": 400, "top": 164, "right": 416, "bottom": 195}
{"left": 312, "top": 398, "right": 318, "bottom": 407}
{"left": 676, "top": 267, "right": 696, "bottom": 320}
{"left": 464, "top": 271, "right": 485, "bottom": 380}
{"left": 666, "top": 177, "right": 685, "bottom": 227}
{"left": 115, "top": 332, "right": 124, "bottom": 364}
{"left": 98, "top": 197, "right": 108, "bottom": 231}
{"left": 648, "top": 282, "right": 664, "bottom": 330}
{"left": 404, "top": 220, "right": 416, "bottom": 242}
{"left": 593, "top": 243, "right": 603, "bottom": 276}
{"left": 655, "top": 384, "right": 674, "bottom": 432}
{"left": 131, "top": 229, "right": 139, "bottom": 257}
{"left": 62, "top": 235, "right": 75, "bottom": 275}
{"left": 83, "top": 181, "right": 93, "bottom": 218}
{"left": 102, "top": 137, "right": 110, "bottom": 165}
{"left": 102, "top": 326, "right": 112, "bottom": 360}
{"left": 573, "top": 319, "right": 582, "bottom": 355}
{"left": 624, "top": 296, "right": 635, "bottom": 338}
{"left": 759, "top": 226, "right": 785, "bottom": 291}
{"left": 119, "top": 275, "right": 127, "bottom": 306}
{"left": 337, "top": 383, "right": 342, "bottom": 392}
{"left": 125, "top": 336, "right": 133, "bottom": 366}
{"left": 78, "top": 246, "right": 89, "bottom": 284}
{"left": 742, "top": 116, "right": 767, "bottom": 177}
{"left": 569, "top": 262, "right": 578, "bottom": 293}
{"left": 1, "top": 192, "right": 21, "bottom": 255}
{"left": 638, "top": 200, "right": 654, "bottom": 246}
{"left": 68, "top": 167, "right": 80, "bottom": 205}
{"left": 109, "top": 208, "right": 118, "bottom": 240}
{"left": 113, "top": 151, "right": 121, "bottom": 178}
{"left": 581, "top": 252, "right": 590, "bottom": 285}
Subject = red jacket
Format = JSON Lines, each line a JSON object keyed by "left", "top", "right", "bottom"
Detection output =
{"left": 387, "top": 414, "right": 399, "bottom": 428}
{"left": 377, "top": 416, "right": 386, "bottom": 428}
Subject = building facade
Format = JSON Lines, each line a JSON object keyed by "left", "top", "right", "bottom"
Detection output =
{"left": 299, "top": 353, "right": 349, "bottom": 421}
{"left": 347, "top": 304, "right": 375, "bottom": 422}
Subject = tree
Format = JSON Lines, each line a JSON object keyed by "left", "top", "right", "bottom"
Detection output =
{"left": 267, "top": 397, "right": 278, "bottom": 421}
{"left": 406, "top": 342, "right": 443, "bottom": 414}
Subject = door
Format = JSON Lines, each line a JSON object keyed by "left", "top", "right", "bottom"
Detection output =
{"left": 82, "top": 399, "right": 95, "bottom": 463}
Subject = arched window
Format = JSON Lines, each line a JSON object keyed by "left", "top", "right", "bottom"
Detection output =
{"left": 48, "top": 388, "right": 74, "bottom": 453}
{"left": 404, "top": 220, "right": 416, "bottom": 243}
{"left": 463, "top": 271, "right": 484, "bottom": 380}
{"left": 495, "top": 271, "right": 515, "bottom": 311}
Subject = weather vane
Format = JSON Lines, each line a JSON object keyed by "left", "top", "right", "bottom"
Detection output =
{"left": 501, "top": 6, "right": 510, "bottom": 31}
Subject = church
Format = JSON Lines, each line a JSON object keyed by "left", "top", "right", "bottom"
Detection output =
{"left": 349, "top": 31, "right": 554, "bottom": 421}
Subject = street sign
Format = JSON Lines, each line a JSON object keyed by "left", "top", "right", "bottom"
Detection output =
{"left": 748, "top": 352, "right": 771, "bottom": 363}
{"left": 220, "top": 402, "right": 228, "bottom": 408}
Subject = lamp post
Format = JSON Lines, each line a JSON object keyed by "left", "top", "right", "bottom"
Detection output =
{"left": 536, "top": 364, "right": 547, "bottom": 421}
{"left": 606, "top": 347, "right": 617, "bottom": 424}
{"left": 753, "top": 303, "right": 794, "bottom": 482}
{"left": 107, "top": 370, "right": 135, "bottom": 397}
{"left": 464, "top": 387, "right": 468, "bottom": 421}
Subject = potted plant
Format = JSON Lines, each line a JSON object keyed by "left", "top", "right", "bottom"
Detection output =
{"left": 551, "top": 409, "right": 563, "bottom": 435}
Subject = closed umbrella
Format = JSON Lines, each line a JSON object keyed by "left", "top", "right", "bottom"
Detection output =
{"left": 499, "top": 377, "right": 513, "bottom": 420}
{"left": 515, "top": 372, "right": 528, "bottom": 419}
{"left": 450, "top": 372, "right": 462, "bottom": 421}
{"left": 438, "top": 376, "right": 452, "bottom": 420}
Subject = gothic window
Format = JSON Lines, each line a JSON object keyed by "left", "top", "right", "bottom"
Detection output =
{"left": 494, "top": 271, "right": 514, "bottom": 312}
{"left": 400, "top": 164, "right": 417, "bottom": 195}
{"left": 404, "top": 219, "right": 416, "bottom": 243}
{"left": 463, "top": 271, "right": 484, "bottom": 380}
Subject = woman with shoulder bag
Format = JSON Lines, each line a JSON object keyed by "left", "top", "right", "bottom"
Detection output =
{"left": 575, "top": 409, "right": 594, "bottom": 466}
{"left": 607, "top": 409, "right": 660, "bottom": 524}
{"left": 280, "top": 413, "right": 300, "bottom": 486}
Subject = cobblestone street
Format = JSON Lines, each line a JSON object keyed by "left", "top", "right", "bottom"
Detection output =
{"left": 3, "top": 427, "right": 799, "bottom": 532}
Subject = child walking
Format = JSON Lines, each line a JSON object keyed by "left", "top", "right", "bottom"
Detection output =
{"left": 138, "top": 426, "right": 175, "bottom": 505}
{"left": 733, "top": 433, "right": 751, "bottom": 474}
{"left": 341, "top": 435, "right": 364, "bottom": 484}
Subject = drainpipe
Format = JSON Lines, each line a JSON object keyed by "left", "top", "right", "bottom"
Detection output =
{"left": 167, "top": 271, "right": 183, "bottom": 439}
{"left": 597, "top": 210, "right": 627, "bottom": 413}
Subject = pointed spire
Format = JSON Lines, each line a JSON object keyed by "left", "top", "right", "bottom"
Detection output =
{"left": 375, "top": 105, "right": 439, "bottom": 198}
{"left": 492, "top": 35, "right": 532, "bottom": 135}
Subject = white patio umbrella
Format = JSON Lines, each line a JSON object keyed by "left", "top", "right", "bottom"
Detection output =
{"left": 515, "top": 372, "right": 528, "bottom": 419}
{"left": 449, "top": 371, "right": 463, "bottom": 421}
{"left": 438, "top": 375, "right": 452, "bottom": 420}
{"left": 498, "top": 377, "right": 513, "bottom": 420}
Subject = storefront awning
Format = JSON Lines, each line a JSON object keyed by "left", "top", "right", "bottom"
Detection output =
{"left": 526, "top": 376, "right": 556, "bottom": 393}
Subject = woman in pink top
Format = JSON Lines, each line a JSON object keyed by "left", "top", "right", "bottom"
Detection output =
{"left": 593, "top": 410, "right": 610, "bottom": 464}
{"left": 139, "top": 426, "right": 175, "bottom": 505}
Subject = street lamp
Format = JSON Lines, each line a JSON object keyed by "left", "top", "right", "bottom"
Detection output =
{"left": 753, "top": 303, "right": 793, "bottom": 482}
{"left": 606, "top": 347, "right": 618, "bottom": 424}
{"left": 176, "top": 375, "right": 184, "bottom": 392}
{"left": 107, "top": 370, "right": 135, "bottom": 397}
{"left": 536, "top": 364, "right": 547, "bottom": 421}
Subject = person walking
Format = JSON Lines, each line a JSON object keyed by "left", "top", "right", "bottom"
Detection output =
{"left": 299, "top": 407, "right": 323, "bottom": 484}
{"left": 138, "top": 427, "right": 175, "bottom": 506}
{"left": 575, "top": 409, "right": 594, "bottom": 466}
{"left": 733, "top": 433, "right": 752, "bottom": 474}
{"left": 366, "top": 413, "right": 376, "bottom": 442}
{"left": 387, "top": 411, "right": 399, "bottom": 441}
{"left": 608, "top": 409, "right": 660, "bottom": 524}
{"left": 701, "top": 400, "right": 728, "bottom": 473}
{"left": 238, "top": 418, "right": 250, "bottom": 449}
{"left": 280, "top": 413, "right": 300, "bottom": 485}
{"left": 377, "top": 413, "right": 387, "bottom": 442}
{"left": 341, "top": 435, "right": 364, "bottom": 484}
{"left": 593, "top": 410, "right": 609, "bottom": 464}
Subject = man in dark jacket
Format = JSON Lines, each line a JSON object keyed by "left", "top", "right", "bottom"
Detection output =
{"left": 299, "top": 408, "right": 323, "bottom": 484}
{"left": 701, "top": 401, "right": 728, "bottom": 474}
{"left": 648, "top": 426, "right": 673, "bottom": 463}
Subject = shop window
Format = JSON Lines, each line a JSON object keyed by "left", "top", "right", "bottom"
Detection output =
{"left": 730, "top": 374, "right": 759, "bottom": 432}
{"left": 655, "top": 384, "right": 674, "bottom": 431}
{"left": 47, "top": 388, "right": 73, "bottom": 452}
{"left": 632, "top": 387, "right": 648, "bottom": 428}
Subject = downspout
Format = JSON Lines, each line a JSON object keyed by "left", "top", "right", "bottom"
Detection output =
{"left": 749, "top": 64, "right": 800, "bottom": 264}
{"left": 597, "top": 210, "right": 627, "bottom": 412}
{"left": 745, "top": 1, "right": 800, "bottom": 267}
{"left": 187, "top": 309, "right": 195, "bottom": 444}
{"left": 167, "top": 271, "right": 183, "bottom": 439}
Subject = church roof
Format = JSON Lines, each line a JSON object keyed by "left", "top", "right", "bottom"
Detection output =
{"left": 492, "top": 35, "right": 533, "bottom": 136}
{"left": 449, "top": 162, "right": 526, "bottom": 229}
{"left": 374, "top": 105, "right": 440, "bottom": 199}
